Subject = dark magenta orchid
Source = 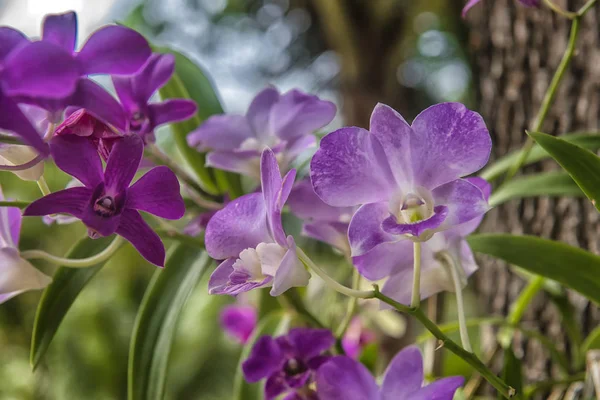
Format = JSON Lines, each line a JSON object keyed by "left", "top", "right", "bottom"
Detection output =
{"left": 24, "top": 134, "right": 185, "bottom": 266}
{"left": 112, "top": 53, "right": 197, "bottom": 142}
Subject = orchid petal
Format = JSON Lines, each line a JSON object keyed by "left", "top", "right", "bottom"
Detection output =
{"left": 381, "top": 205, "right": 448, "bottom": 237}
{"left": 50, "top": 135, "right": 103, "bottom": 188}
{"left": 104, "top": 134, "right": 144, "bottom": 194}
{"left": 381, "top": 346, "right": 424, "bottom": 399}
{"left": 303, "top": 222, "right": 349, "bottom": 253}
{"left": 270, "top": 237, "right": 310, "bottom": 296}
{"left": 288, "top": 179, "right": 354, "bottom": 222}
{"left": 265, "top": 375, "right": 288, "bottom": 400}
{"left": 246, "top": 87, "right": 279, "bottom": 140}
{"left": 316, "top": 356, "right": 380, "bottom": 400}
{"left": 130, "top": 53, "right": 175, "bottom": 104}
{"left": 348, "top": 202, "right": 397, "bottom": 257}
{"left": 0, "top": 93, "right": 48, "bottom": 155}
{"left": 311, "top": 127, "right": 395, "bottom": 207}
{"left": 0, "top": 144, "right": 45, "bottom": 181}
{"left": 0, "top": 187, "right": 21, "bottom": 248}
{"left": 410, "top": 103, "right": 491, "bottom": 189}
{"left": 206, "top": 150, "right": 260, "bottom": 179}
{"left": 187, "top": 115, "right": 254, "bottom": 151}
{"left": 287, "top": 327, "right": 335, "bottom": 360}
{"left": 149, "top": 99, "right": 197, "bottom": 127}
{"left": 432, "top": 179, "right": 489, "bottom": 231}
{"left": 42, "top": 11, "right": 77, "bottom": 53}
{"left": 112, "top": 76, "right": 137, "bottom": 112}
{"left": 116, "top": 209, "right": 165, "bottom": 266}
{"left": 261, "top": 148, "right": 294, "bottom": 246}
{"left": 77, "top": 25, "right": 151, "bottom": 75}
{"left": 411, "top": 377, "right": 464, "bottom": 400}
{"left": 126, "top": 166, "right": 184, "bottom": 219}
{"left": 68, "top": 78, "right": 128, "bottom": 132}
{"left": 242, "top": 335, "right": 284, "bottom": 382}
{"left": 353, "top": 240, "right": 413, "bottom": 282}
{"left": 208, "top": 257, "right": 272, "bottom": 296}
{"left": 220, "top": 305, "right": 257, "bottom": 344}
{"left": 461, "top": 0, "right": 483, "bottom": 17}
{"left": 0, "top": 27, "right": 28, "bottom": 61}
{"left": 0, "top": 248, "right": 52, "bottom": 304}
{"left": 24, "top": 187, "right": 92, "bottom": 218}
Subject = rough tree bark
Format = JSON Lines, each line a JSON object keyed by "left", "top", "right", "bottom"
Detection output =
{"left": 466, "top": 0, "right": 600, "bottom": 396}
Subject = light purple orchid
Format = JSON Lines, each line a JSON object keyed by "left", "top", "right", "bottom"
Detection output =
{"left": 0, "top": 186, "right": 52, "bottom": 304}
{"left": 381, "top": 177, "right": 490, "bottom": 305}
{"left": 243, "top": 328, "right": 334, "bottom": 400}
{"left": 206, "top": 148, "right": 310, "bottom": 296}
{"left": 288, "top": 179, "right": 356, "bottom": 255}
{"left": 220, "top": 304, "right": 257, "bottom": 344}
{"left": 462, "top": 0, "right": 540, "bottom": 17}
{"left": 310, "top": 103, "right": 491, "bottom": 281}
{"left": 23, "top": 134, "right": 185, "bottom": 266}
{"left": 112, "top": 53, "right": 198, "bottom": 143}
{"left": 317, "top": 346, "right": 464, "bottom": 400}
{"left": 188, "top": 87, "right": 336, "bottom": 179}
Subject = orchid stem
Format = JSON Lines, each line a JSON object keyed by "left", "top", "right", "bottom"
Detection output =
{"left": 410, "top": 241, "right": 422, "bottom": 308}
{"left": 439, "top": 251, "right": 472, "bottom": 353}
{"left": 542, "top": 0, "right": 577, "bottom": 19}
{"left": 335, "top": 269, "right": 361, "bottom": 338}
{"left": 0, "top": 200, "right": 29, "bottom": 208}
{"left": 36, "top": 177, "right": 51, "bottom": 196}
{"left": 21, "top": 236, "right": 124, "bottom": 268}
{"left": 296, "top": 247, "right": 374, "bottom": 299}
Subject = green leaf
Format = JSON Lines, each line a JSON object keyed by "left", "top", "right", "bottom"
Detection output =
{"left": 480, "top": 132, "right": 600, "bottom": 181}
{"left": 489, "top": 171, "right": 583, "bottom": 206}
{"left": 582, "top": 326, "right": 600, "bottom": 353}
{"left": 233, "top": 312, "right": 291, "bottom": 400}
{"left": 468, "top": 234, "right": 600, "bottom": 305}
{"left": 528, "top": 131, "right": 600, "bottom": 212}
{"left": 30, "top": 236, "right": 114, "bottom": 370}
{"left": 498, "top": 348, "right": 523, "bottom": 400}
{"left": 128, "top": 244, "right": 211, "bottom": 400}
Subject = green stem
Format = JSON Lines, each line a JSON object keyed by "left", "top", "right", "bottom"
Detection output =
{"left": 335, "top": 269, "right": 361, "bottom": 338}
{"left": 542, "top": 0, "right": 577, "bottom": 18}
{"left": 36, "top": 177, "right": 51, "bottom": 196}
{"left": 0, "top": 135, "right": 23, "bottom": 145}
{"left": 411, "top": 241, "right": 422, "bottom": 308}
{"left": 523, "top": 373, "right": 585, "bottom": 397}
{"left": 578, "top": 0, "right": 597, "bottom": 15}
{"left": 503, "top": 17, "right": 581, "bottom": 183}
{"left": 508, "top": 276, "right": 545, "bottom": 325}
{"left": 21, "top": 236, "right": 123, "bottom": 268}
{"left": 373, "top": 288, "right": 515, "bottom": 398}
{"left": 0, "top": 200, "right": 30, "bottom": 208}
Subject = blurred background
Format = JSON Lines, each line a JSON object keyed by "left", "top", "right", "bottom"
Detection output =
{"left": 0, "top": 0, "right": 554, "bottom": 399}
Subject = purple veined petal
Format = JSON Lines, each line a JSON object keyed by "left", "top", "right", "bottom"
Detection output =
{"left": 265, "top": 374, "right": 289, "bottom": 400}
{"left": 2, "top": 41, "right": 79, "bottom": 99}
{"left": 381, "top": 205, "right": 449, "bottom": 237}
{"left": 0, "top": 186, "right": 21, "bottom": 248}
{"left": 287, "top": 327, "right": 335, "bottom": 360}
{"left": 0, "top": 92, "right": 48, "bottom": 155}
{"left": 130, "top": 53, "right": 175, "bottom": 104}
{"left": 464, "top": 176, "right": 491, "bottom": 201}
{"left": 411, "top": 377, "right": 465, "bottom": 400}
{"left": 369, "top": 103, "right": 415, "bottom": 187}
{"left": 50, "top": 135, "right": 103, "bottom": 188}
{"left": 0, "top": 248, "right": 52, "bottom": 304}
{"left": 208, "top": 257, "right": 273, "bottom": 296}
{"left": 42, "top": 11, "right": 77, "bottom": 53}
{"left": 23, "top": 187, "right": 92, "bottom": 218}
{"left": 310, "top": 127, "right": 396, "bottom": 207}
{"left": 303, "top": 222, "right": 349, "bottom": 254}
{"left": 432, "top": 179, "right": 490, "bottom": 231}
{"left": 288, "top": 179, "right": 354, "bottom": 222}
{"left": 270, "top": 89, "right": 336, "bottom": 141}
{"left": 0, "top": 144, "right": 45, "bottom": 181}
{"left": 246, "top": 86, "right": 280, "bottom": 140}
{"left": 270, "top": 236, "right": 310, "bottom": 296}
{"left": 208, "top": 258, "right": 235, "bottom": 293}
{"left": 444, "top": 177, "right": 490, "bottom": 236}
{"left": 348, "top": 202, "right": 397, "bottom": 257}
{"left": 206, "top": 150, "right": 261, "bottom": 178}
{"left": 0, "top": 27, "right": 28, "bottom": 61}
{"left": 116, "top": 209, "right": 165, "bottom": 266}
{"left": 187, "top": 114, "right": 254, "bottom": 152}
{"left": 242, "top": 335, "right": 285, "bottom": 382}
{"left": 126, "top": 166, "right": 184, "bottom": 219}
{"left": 380, "top": 346, "right": 424, "bottom": 399}
{"left": 353, "top": 240, "right": 414, "bottom": 282}
{"left": 220, "top": 305, "right": 257, "bottom": 344}
{"left": 149, "top": 99, "right": 197, "bottom": 128}
{"left": 104, "top": 134, "right": 144, "bottom": 194}
{"left": 410, "top": 103, "right": 492, "bottom": 189}
{"left": 316, "top": 356, "right": 380, "bottom": 400}
{"left": 261, "top": 148, "right": 289, "bottom": 246}
{"left": 205, "top": 193, "right": 271, "bottom": 260}
{"left": 112, "top": 76, "right": 137, "bottom": 113}
{"left": 68, "top": 78, "right": 128, "bottom": 132}
{"left": 461, "top": 0, "right": 483, "bottom": 17}
{"left": 76, "top": 25, "right": 151, "bottom": 75}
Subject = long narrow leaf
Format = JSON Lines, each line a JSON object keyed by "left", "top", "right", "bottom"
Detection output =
{"left": 30, "top": 236, "right": 114, "bottom": 369}
{"left": 468, "top": 234, "right": 600, "bottom": 305}
{"left": 528, "top": 131, "right": 600, "bottom": 212}
{"left": 489, "top": 171, "right": 583, "bottom": 206}
{"left": 128, "top": 244, "right": 211, "bottom": 400}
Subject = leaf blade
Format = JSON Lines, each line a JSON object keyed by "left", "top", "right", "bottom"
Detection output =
{"left": 489, "top": 171, "right": 583, "bottom": 206}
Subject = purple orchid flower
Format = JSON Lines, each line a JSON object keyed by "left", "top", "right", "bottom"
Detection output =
{"left": 243, "top": 328, "right": 334, "bottom": 400}
{"left": 23, "top": 134, "right": 185, "bottom": 266}
{"left": 0, "top": 27, "right": 81, "bottom": 155}
{"left": 310, "top": 103, "right": 491, "bottom": 281}
{"left": 206, "top": 148, "right": 310, "bottom": 296}
{"left": 317, "top": 346, "right": 464, "bottom": 400}
{"left": 381, "top": 177, "right": 490, "bottom": 305}
{"left": 288, "top": 179, "right": 356, "bottom": 255}
{"left": 0, "top": 186, "right": 52, "bottom": 304}
{"left": 341, "top": 317, "right": 376, "bottom": 359}
{"left": 462, "top": 0, "right": 540, "bottom": 17}
{"left": 112, "top": 53, "right": 198, "bottom": 143}
{"left": 220, "top": 304, "right": 257, "bottom": 344}
{"left": 188, "top": 87, "right": 336, "bottom": 179}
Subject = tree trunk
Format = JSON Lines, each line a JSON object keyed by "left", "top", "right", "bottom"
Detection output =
{"left": 467, "top": 0, "right": 600, "bottom": 395}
